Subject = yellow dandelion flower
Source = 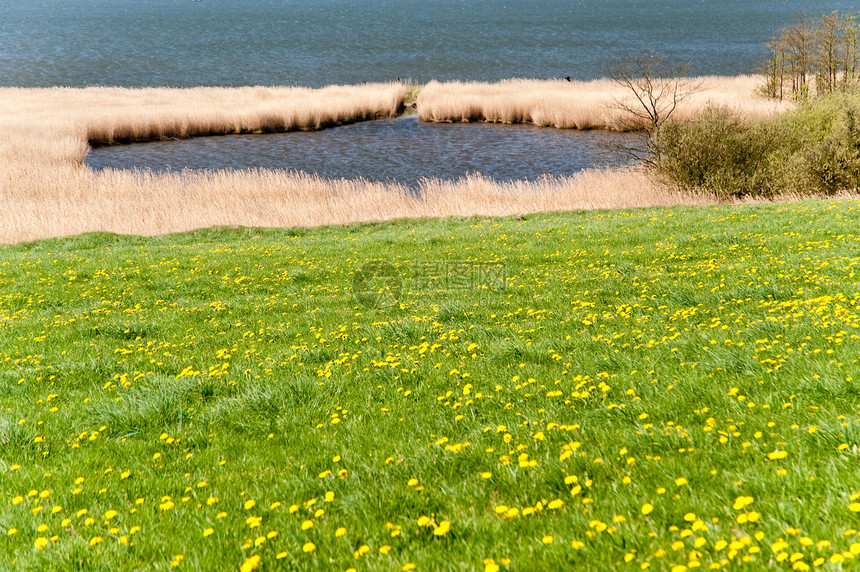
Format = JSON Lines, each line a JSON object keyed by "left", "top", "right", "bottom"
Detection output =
{"left": 641, "top": 503, "right": 654, "bottom": 515}
{"left": 733, "top": 496, "right": 754, "bottom": 510}
{"left": 303, "top": 542, "right": 316, "bottom": 553}
{"left": 240, "top": 555, "right": 260, "bottom": 572}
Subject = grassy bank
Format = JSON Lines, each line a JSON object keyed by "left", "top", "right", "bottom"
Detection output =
{"left": 2, "top": 200, "right": 860, "bottom": 570}
{"left": 0, "top": 77, "right": 787, "bottom": 244}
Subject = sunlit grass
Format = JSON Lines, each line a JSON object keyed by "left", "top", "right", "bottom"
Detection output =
{"left": 2, "top": 199, "right": 860, "bottom": 570}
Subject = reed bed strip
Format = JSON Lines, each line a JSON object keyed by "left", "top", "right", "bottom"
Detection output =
{"left": 0, "top": 83, "right": 406, "bottom": 148}
{"left": 416, "top": 76, "right": 791, "bottom": 130}
{"left": 1, "top": 167, "right": 703, "bottom": 244}
{"left": 7, "top": 164, "right": 848, "bottom": 245}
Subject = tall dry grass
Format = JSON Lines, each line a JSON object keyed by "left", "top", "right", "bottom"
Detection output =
{"left": 417, "top": 76, "right": 791, "bottom": 129}
{"left": 0, "top": 78, "right": 806, "bottom": 244}
{"left": 1, "top": 167, "right": 707, "bottom": 244}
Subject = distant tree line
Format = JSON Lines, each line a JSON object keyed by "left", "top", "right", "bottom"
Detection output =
{"left": 761, "top": 11, "right": 860, "bottom": 99}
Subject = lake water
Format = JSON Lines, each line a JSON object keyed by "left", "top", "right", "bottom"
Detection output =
{"left": 10, "top": 0, "right": 855, "bottom": 182}
{"left": 86, "top": 115, "right": 641, "bottom": 186}
{"left": 3, "top": 0, "right": 857, "bottom": 88}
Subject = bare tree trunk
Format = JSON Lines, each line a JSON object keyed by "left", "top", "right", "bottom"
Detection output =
{"left": 761, "top": 36, "right": 787, "bottom": 99}
{"left": 816, "top": 11, "right": 841, "bottom": 95}
{"left": 841, "top": 13, "right": 860, "bottom": 90}
{"left": 783, "top": 18, "right": 816, "bottom": 99}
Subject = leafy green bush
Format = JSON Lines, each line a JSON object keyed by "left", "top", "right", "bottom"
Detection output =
{"left": 652, "top": 107, "right": 775, "bottom": 199}
{"left": 766, "top": 95, "right": 860, "bottom": 195}
{"left": 652, "top": 94, "right": 860, "bottom": 198}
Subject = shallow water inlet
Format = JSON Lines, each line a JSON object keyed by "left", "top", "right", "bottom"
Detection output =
{"left": 86, "top": 116, "right": 641, "bottom": 186}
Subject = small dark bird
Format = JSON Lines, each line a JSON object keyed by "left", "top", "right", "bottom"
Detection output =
{"left": 564, "top": 76, "right": 571, "bottom": 82}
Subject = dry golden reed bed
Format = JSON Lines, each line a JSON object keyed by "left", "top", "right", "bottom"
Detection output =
{"left": 417, "top": 75, "right": 790, "bottom": 129}
{"left": 0, "top": 78, "right": 783, "bottom": 244}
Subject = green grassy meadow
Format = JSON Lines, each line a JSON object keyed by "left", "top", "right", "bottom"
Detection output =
{"left": 3, "top": 200, "right": 860, "bottom": 571}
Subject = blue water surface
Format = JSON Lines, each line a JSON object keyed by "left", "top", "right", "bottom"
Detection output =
{"left": 2, "top": 0, "right": 857, "bottom": 87}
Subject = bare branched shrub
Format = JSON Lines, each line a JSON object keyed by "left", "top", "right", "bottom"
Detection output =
{"left": 607, "top": 51, "right": 703, "bottom": 133}
{"left": 605, "top": 51, "right": 703, "bottom": 166}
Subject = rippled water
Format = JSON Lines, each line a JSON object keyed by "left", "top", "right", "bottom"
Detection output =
{"left": 86, "top": 116, "right": 641, "bottom": 186}
{"left": 3, "top": 0, "right": 856, "bottom": 88}
{"left": 20, "top": 0, "right": 855, "bottom": 181}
